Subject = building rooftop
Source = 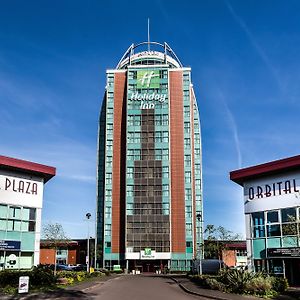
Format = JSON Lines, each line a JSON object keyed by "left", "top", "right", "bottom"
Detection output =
{"left": 230, "top": 154, "right": 300, "bottom": 186}
{"left": 0, "top": 155, "right": 56, "bottom": 183}
{"left": 116, "top": 41, "right": 183, "bottom": 69}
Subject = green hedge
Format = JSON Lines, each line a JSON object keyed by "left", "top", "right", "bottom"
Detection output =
{"left": 56, "top": 270, "right": 106, "bottom": 284}
{"left": 0, "top": 266, "right": 108, "bottom": 294}
{"left": 0, "top": 265, "right": 57, "bottom": 289}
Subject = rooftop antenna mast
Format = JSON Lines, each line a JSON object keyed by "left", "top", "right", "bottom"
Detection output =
{"left": 147, "top": 18, "right": 150, "bottom": 51}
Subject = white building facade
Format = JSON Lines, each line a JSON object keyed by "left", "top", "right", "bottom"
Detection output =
{"left": 231, "top": 155, "right": 300, "bottom": 285}
{"left": 0, "top": 155, "right": 55, "bottom": 270}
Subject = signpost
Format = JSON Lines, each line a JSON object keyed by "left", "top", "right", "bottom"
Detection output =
{"left": 18, "top": 276, "right": 29, "bottom": 294}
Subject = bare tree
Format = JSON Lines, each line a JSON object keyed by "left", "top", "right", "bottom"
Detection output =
{"left": 204, "top": 225, "right": 243, "bottom": 260}
{"left": 43, "top": 222, "right": 69, "bottom": 275}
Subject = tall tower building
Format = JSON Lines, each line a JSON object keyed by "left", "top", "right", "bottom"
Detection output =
{"left": 96, "top": 42, "right": 203, "bottom": 272}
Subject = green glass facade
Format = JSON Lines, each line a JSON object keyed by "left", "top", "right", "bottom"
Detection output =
{"left": 0, "top": 204, "right": 36, "bottom": 269}
{"left": 96, "top": 42, "right": 203, "bottom": 272}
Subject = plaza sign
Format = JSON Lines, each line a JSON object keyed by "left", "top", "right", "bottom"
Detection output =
{"left": 0, "top": 173, "right": 43, "bottom": 208}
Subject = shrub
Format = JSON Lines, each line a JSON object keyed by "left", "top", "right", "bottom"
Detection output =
{"left": 245, "top": 275, "right": 273, "bottom": 296}
{"left": 57, "top": 270, "right": 88, "bottom": 281}
{"left": 1, "top": 286, "right": 18, "bottom": 294}
{"left": 189, "top": 267, "right": 289, "bottom": 297}
{"left": 218, "top": 268, "right": 257, "bottom": 294}
{"left": 271, "top": 276, "right": 289, "bottom": 293}
{"left": 90, "top": 271, "right": 105, "bottom": 278}
{"left": 206, "top": 278, "right": 227, "bottom": 292}
{"left": 190, "top": 274, "right": 211, "bottom": 288}
{"left": 30, "top": 265, "right": 57, "bottom": 287}
{"left": 0, "top": 265, "right": 56, "bottom": 291}
{"left": 0, "top": 270, "right": 26, "bottom": 287}
{"left": 110, "top": 269, "right": 123, "bottom": 274}
{"left": 99, "top": 268, "right": 110, "bottom": 276}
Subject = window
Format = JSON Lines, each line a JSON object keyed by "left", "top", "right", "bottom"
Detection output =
{"left": 252, "top": 212, "right": 264, "bottom": 225}
{"left": 186, "top": 241, "right": 192, "bottom": 248}
{"left": 282, "top": 223, "right": 297, "bottom": 235}
{"left": 105, "top": 224, "right": 111, "bottom": 236}
{"left": 162, "top": 149, "right": 169, "bottom": 160}
{"left": 185, "top": 189, "right": 191, "bottom": 197}
{"left": 267, "top": 211, "right": 279, "bottom": 223}
{"left": 185, "top": 172, "right": 191, "bottom": 183}
{"left": 186, "top": 223, "right": 192, "bottom": 235}
{"left": 0, "top": 219, "right": 6, "bottom": 230}
{"left": 184, "top": 155, "right": 191, "bottom": 167}
{"left": 186, "top": 206, "right": 192, "bottom": 218}
{"left": 8, "top": 206, "right": 21, "bottom": 219}
{"left": 281, "top": 208, "right": 297, "bottom": 235}
{"left": 267, "top": 224, "right": 281, "bottom": 237}
{"left": 184, "top": 122, "right": 190, "bottom": 133}
{"left": 105, "top": 207, "right": 111, "bottom": 218}
{"left": 162, "top": 166, "right": 169, "bottom": 178}
{"left": 252, "top": 212, "right": 265, "bottom": 238}
{"left": 0, "top": 205, "right": 7, "bottom": 218}
{"left": 184, "top": 138, "right": 190, "bottom": 147}
{"left": 162, "top": 131, "right": 168, "bottom": 143}
{"left": 236, "top": 250, "right": 247, "bottom": 256}
{"left": 253, "top": 226, "right": 265, "bottom": 238}
{"left": 184, "top": 106, "right": 190, "bottom": 118}
{"left": 281, "top": 208, "right": 296, "bottom": 223}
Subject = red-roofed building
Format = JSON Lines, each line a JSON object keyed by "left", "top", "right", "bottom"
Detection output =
{"left": 0, "top": 155, "right": 55, "bottom": 270}
{"left": 39, "top": 239, "right": 95, "bottom": 266}
{"left": 222, "top": 242, "right": 247, "bottom": 268}
{"left": 230, "top": 154, "right": 300, "bottom": 285}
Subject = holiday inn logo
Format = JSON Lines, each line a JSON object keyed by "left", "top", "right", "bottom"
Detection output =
{"left": 141, "top": 248, "right": 156, "bottom": 259}
{"left": 137, "top": 70, "right": 160, "bottom": 89}
{"left": 130, "top": 69, "right": 167, "bottom": 109}
{"left": 144, "top": 248, "right": 152, "bottom": 255}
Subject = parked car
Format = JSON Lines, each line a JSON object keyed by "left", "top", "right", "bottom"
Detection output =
{"left": 71, "top": 264, "right": 87, "bottom": 271}
{"left": 56, "top": 264, "right": 73, "bottom": 271}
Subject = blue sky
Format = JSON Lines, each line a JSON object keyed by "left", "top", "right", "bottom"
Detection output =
{"left": 1, "top": 0, "right": 300, "bottom": 238}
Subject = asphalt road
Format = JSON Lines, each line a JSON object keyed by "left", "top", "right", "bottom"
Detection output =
{"left": 13, "top": 275, "right": 211, "bottom": 300}
{"left": 84, "top": 275, "right": 206, "bottom": 300}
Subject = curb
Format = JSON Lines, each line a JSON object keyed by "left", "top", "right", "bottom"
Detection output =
{"left": 169, "top": 276, "right": 231, "bottom": 300}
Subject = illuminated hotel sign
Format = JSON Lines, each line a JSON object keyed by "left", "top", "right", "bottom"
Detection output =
{"left": 137, "top": 70, "right": 160, "bottom": 89}
{"left": 130, "top": 70, "right": 167, "bottom": 109}
{"left": 140, "top": 248, "right": 156, "bottom": 259}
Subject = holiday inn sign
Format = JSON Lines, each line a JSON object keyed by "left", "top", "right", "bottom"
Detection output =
{"left": 130, "top": 69, "right": 167, "bottom": 109}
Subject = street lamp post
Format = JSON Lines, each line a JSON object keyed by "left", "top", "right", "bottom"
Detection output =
{"left": 86, "top": 212, "right": 91, "bottom": 273}
{"left": 196, "top": 213, "right": 202, "bottom": 275}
